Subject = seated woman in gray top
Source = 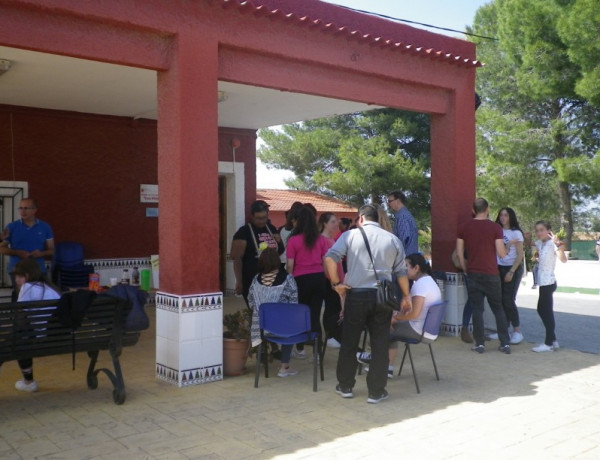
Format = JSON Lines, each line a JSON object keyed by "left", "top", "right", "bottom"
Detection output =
{"left": 248, "top": 248, "right": 299, "bottom": 378}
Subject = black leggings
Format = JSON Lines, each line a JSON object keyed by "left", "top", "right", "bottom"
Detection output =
{"left": 0, "top": 359, "right": 33, "bottom": 380}
{"left": 537, "top": 283, "right": 557, "bottom": 346}
{"left": 294, "top": 272, "right": 326, "bottom": 351}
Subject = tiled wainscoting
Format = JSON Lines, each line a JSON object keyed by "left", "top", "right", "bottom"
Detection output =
{"left": 155, "top": 291, "right": 223, "bottom": 387}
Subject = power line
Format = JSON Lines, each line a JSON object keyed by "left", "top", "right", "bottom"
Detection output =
{"left": 335, "top": 5, "right": 498, "bottom": 41}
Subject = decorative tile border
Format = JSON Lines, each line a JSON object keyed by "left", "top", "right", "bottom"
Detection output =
{"left": 156, "top": 292, "right": 223, "bottom": 314}
{"left": 156, "top": 363, "right": 223, "bottom": 387}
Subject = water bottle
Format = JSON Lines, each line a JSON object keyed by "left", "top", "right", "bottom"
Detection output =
{"left": 121, "top": 268, "right": 130, "bottom": 285}
{"left": 131, "top": 267, "right": 140, "bottom": 286}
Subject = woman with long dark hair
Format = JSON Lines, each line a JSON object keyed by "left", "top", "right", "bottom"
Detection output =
{"left": 286, "top": 206, "right": 329, "bottom": 358}
{"left": 248, "top": 248, "right": 299, "bottom": 377}
{"left": 0, "top": 258, "right": 60, "bottom": 392}
{"left": 278, "top": 201, "right": 303, "bottom": 269}
{"left": 493, "top": 207, "right": 525, "bottom": 344}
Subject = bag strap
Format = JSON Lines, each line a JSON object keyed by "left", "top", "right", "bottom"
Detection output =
{"left": 248, "top": 223, "right": 260, "bottom": 255}
{"left": 359, "top": 227, "right": 382, "bottom": 284}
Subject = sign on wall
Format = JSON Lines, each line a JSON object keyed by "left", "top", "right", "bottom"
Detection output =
{"left": 140, "top": 184, "right": 158, "bottom": 203}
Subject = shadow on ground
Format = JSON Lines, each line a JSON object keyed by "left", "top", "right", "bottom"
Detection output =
{"left": 0, "top": 299, "right": 599, "bottom": 459}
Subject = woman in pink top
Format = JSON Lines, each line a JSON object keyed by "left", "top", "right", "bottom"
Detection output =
{"left": 286, "top": 206, "right": 329, "bottom": 357}
{"left": 319, "top": 212, "right": 344, "bottom": 348}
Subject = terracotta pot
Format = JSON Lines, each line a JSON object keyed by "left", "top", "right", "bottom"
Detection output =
{"left": 223, "top": 338, "right": 249, "bottom": 376}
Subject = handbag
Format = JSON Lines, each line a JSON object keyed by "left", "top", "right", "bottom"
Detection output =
{"left": 358, "top": 227, "right": 401, "bottom": 311}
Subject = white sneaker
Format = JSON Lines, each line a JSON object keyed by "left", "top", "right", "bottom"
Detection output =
{"left": 277, "top": 366, "right": 298, "bottom": 378}
{"left": 510, "top": 332, "right": 524, "bottom": 344}
{"left": 488, "top": 333, "right": 499, "bottom": 340}
{"left": 327, "top": 338, "right": 341, "bottom": 349}
{"left": 552, "top": 341, "right": 559, "bottom": 350}
{"left": 532, "top": 343, "right": 554, "bottom": 353}
{"left": 15, "top": 379, "right": 38, "bottom": 392}
{"left": 292, "top": 349, "right": 306, "bottom": 359}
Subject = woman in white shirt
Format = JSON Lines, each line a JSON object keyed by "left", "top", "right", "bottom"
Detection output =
{"left": 531, "top": 221, "right": 567, "bottom": 353}
{"left": 494, "top": 207, "right": 525, "bottom": 344}
{"left": 2, "top": 258, "right": 60, "bottom": 392}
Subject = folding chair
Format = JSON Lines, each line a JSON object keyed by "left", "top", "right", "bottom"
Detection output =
{"left": 395, "top": 302, "right": 446, "bottom": 394}
{"left": 254, "top": 302, "right": 324, "bottom": 392}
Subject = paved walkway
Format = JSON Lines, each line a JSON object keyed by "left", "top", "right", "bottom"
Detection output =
{"left": 1, "top": 295, "right": 600, "bottom": 459}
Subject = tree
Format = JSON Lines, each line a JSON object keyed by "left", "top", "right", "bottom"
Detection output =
{"left": 470, "top": 0, "right": 600, "bottom": 246}
{"left": 258, "top": 109, "right": 432, "bottom": 228}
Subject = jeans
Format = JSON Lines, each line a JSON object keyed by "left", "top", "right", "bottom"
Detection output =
{"left": 280, "top": 345, "right": 293, "bottom": 364}
{"left": 498, "top": 264, "right": 523, "bottom": 328}
{"left": 532, "top": 264, "right": 539, "bottom": 286}
{"left": 462, "top": 275, "right": 472, "bottom": 327}
{"left": 537, "top": 283, "right": 557, "bottom": 346}
{"left": 337, "top": 289, "right": 392, "bottom": 396}
{"left": 466, "top": 273, "right": 510, "bottom": 346}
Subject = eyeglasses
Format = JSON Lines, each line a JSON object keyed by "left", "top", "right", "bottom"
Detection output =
{"left": 387, "top": 198, "right": 398, "bottom": 205}
{"left": 18, "top": 207, "right": 36, "bottom": 210}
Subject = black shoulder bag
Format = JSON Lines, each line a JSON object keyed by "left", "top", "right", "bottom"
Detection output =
{"left": 359, "top": 227, "right": 401, "bottom": 311}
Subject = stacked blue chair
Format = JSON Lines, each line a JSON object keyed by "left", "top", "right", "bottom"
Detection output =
{"left": 52, "top": 242, "right": 94, "bottom": 291}
{"left": 395, "top": 302, "right": 447, "bottom": 393}
{"left": 254, "top": 302, "right": 324, "bottom": 392}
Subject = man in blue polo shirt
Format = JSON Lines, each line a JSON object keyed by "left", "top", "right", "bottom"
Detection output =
{"left": 1, "top": 198, "right": 54, "bottom": 296}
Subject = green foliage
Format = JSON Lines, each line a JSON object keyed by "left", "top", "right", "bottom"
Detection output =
{"left": 557, "top": 0, "right": 600, "bottom": 107}
{"left": 223, "top": 309, "right": 251, "bottom": 340}
{"left": 258, "top": 109, "right": 432, "bottom": 228}
{"left": 470, "top": 0, "right": 600, "bottom": 243}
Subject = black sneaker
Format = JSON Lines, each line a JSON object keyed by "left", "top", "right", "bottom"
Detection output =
{"left": 471, "top": 345, "right": 485, "bottom": 354}
{"left": 498, "top": 345, "right": 511, "bottom": 354}
{"left": 367, "top": 389, "right": 389, "bottom": 404}
{"left": 335, "top": 384, "right": 354, "bottom": 398}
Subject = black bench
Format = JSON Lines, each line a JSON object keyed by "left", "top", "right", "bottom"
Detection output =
{"left": 0, "top": 295, "right": 140, "bottom": 404}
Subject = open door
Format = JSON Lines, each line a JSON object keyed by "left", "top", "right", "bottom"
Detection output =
{"left": 218, "top": 176, "right": 227, "bottom": 293}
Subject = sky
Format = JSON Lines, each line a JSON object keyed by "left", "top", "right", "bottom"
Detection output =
{"left": 256, "top": 0, "right": 492, "bottom": 189}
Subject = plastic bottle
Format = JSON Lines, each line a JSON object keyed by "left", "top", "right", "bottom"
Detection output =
{"left": 121, "top": 268, "right": 130, "bottom": 285}
{"left": 131, "top": 267, "right": 140, "bottom": 286}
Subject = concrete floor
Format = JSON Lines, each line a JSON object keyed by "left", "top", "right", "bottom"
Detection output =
{"left": 1, "top": 290, "right": 600, "bottom": 459}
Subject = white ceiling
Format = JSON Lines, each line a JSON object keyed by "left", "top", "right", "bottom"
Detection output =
{"left": 0, "top": 46, "right": 379, "bottom": 129}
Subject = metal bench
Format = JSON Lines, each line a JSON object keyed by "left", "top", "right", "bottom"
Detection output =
{"left": 0, "top": 295, "right": 140, "bottom": 404}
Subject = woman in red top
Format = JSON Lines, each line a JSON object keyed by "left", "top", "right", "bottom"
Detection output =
{"left": 286, "top": 206, "right": 329, "bottom": 358}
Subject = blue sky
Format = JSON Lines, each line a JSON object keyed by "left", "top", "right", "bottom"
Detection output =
{"left": 257, "top": 0, "right": 492, "bottom": 189}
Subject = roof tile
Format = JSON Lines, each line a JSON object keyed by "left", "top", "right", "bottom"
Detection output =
{"left": 256, "top": 189, "right": 358, "bottom": 213}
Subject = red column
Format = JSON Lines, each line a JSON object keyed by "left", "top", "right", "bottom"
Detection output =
{"left": 430, "top": 77, "right": 476, "bottom": 272}
{"left": 157, "top": 34, "right": 219, "bottom": 294}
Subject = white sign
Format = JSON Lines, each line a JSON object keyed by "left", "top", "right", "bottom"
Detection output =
{"left": 140, "top": 184, "right": 158, "bottom": 203}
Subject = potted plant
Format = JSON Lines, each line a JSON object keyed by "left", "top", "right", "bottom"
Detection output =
{"left": 223, "top": 309, "right": 251, "bottom": 376}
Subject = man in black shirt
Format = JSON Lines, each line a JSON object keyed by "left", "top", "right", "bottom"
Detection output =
{"left": 230, "top": 200, "right": 283, "bottom": 306}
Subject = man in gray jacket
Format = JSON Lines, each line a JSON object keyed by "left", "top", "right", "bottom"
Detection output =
{"left": 325, "top": 204, "right": 411, "bottom": 404}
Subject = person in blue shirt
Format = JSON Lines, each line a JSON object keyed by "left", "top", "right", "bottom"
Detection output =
{"left": 0, "top": 198, "right": 54, "bottom": 299}
{"left": 387, "top": 191, "right": 419, "bottom": 255}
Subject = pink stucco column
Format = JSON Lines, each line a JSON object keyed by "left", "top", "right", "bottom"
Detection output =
{"left": 155, "top": 33, "right": 223, "bottom": 386}
{"left": 430, "top": 78, "right": 477, "bottom": 273}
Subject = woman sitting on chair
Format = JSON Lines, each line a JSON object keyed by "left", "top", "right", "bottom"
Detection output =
{"left": 357, "top": 253, "right": 442, "bottom": 378}
{"left": 387, "top": 253, "right": 442, "bottom": 376}
{"left": 248, "top": 248, "right": 299, "bottom": 378}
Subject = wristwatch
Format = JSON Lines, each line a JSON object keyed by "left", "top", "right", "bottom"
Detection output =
{"left": 332, "top": 282, "right": 341, "bottom": 287}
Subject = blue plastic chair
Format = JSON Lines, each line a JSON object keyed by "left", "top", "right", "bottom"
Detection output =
{"left": 395, "top": 302, "right": 446, "bottom": 394}
{"left": 254, "top": 303, "right": 323, "bottom": 392}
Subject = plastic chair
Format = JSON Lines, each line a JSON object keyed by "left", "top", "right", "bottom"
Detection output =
{"left": 395, "top": 302, "right": 446, "bottom": 394}
{"left": 254, "top": 303, "right": 323, "bottom": 392}
{"left": 52, "top": 242, "right": 94, "bottom": 291}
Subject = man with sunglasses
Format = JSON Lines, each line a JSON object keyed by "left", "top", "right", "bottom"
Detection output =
{"left": 1, "top": 198, "right": 54, "bottom": 300}
{"left": 387, "top": 191, "right": 418, "bottom": 256}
